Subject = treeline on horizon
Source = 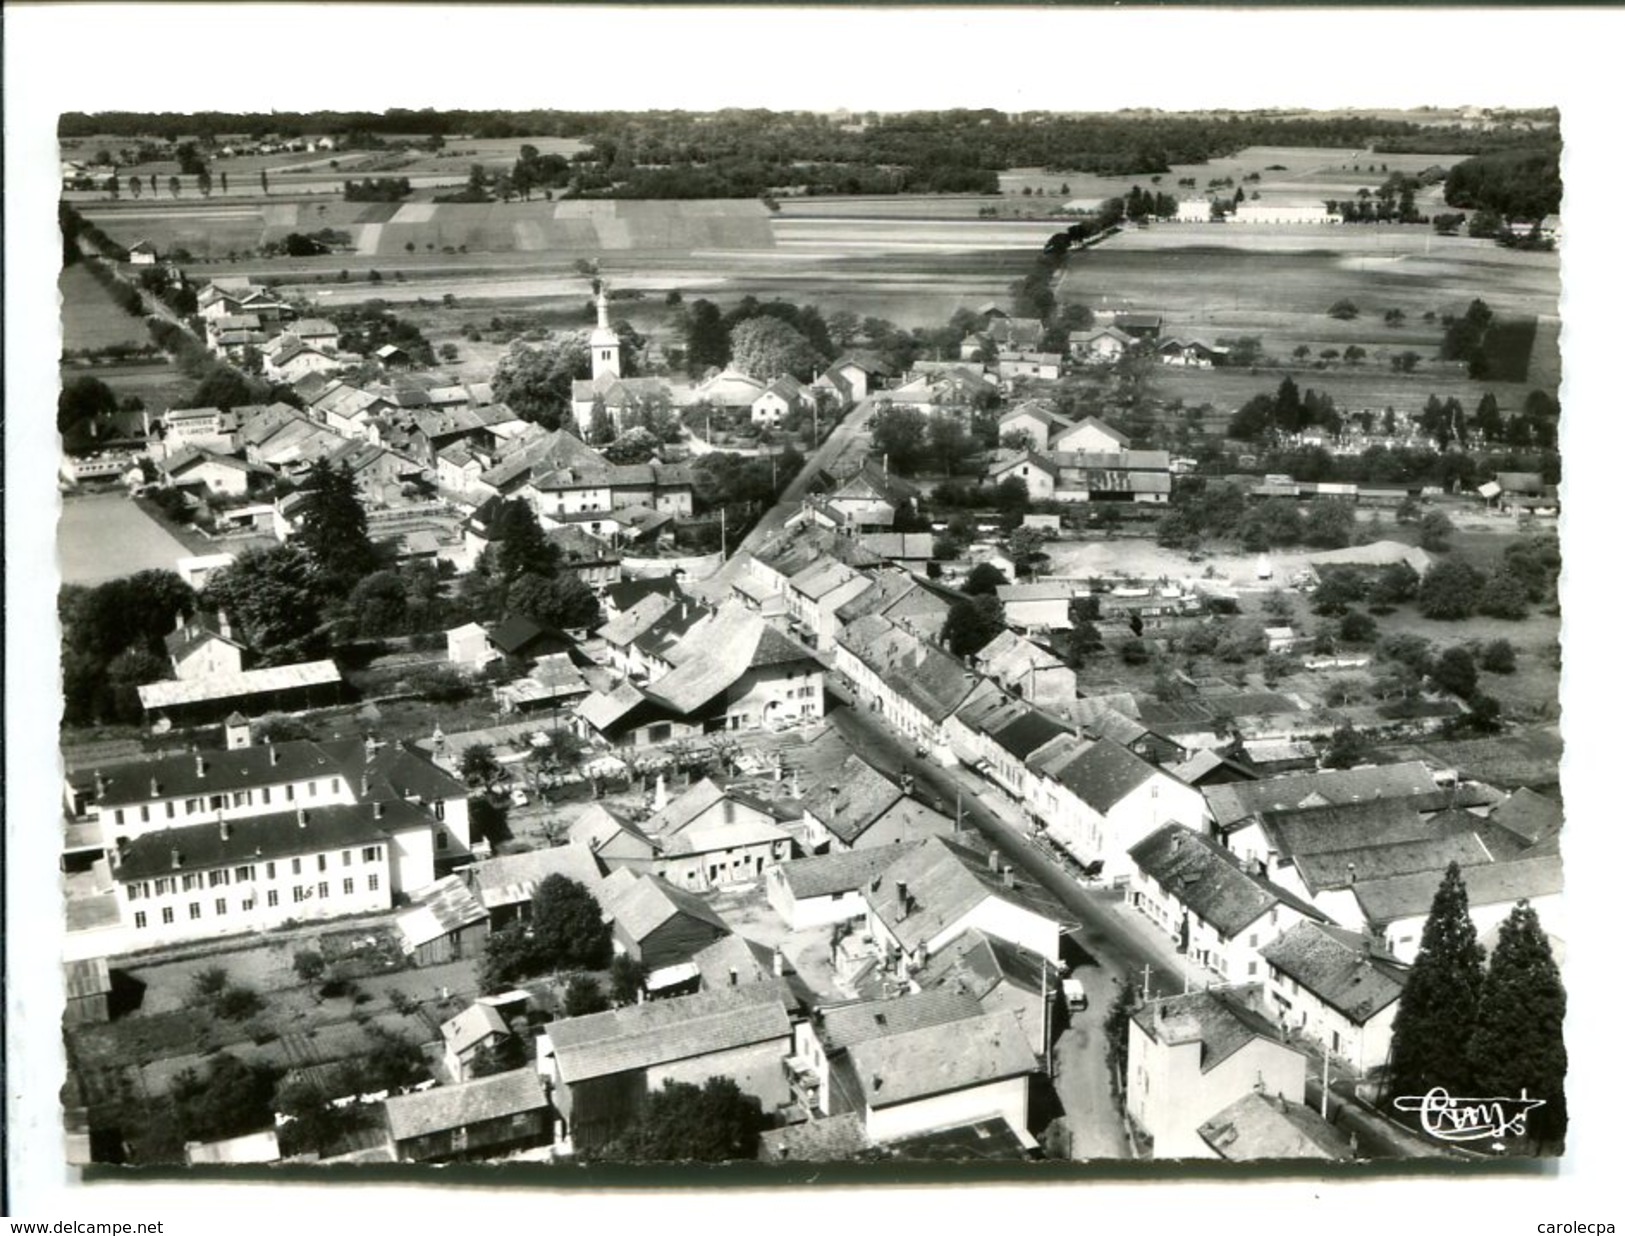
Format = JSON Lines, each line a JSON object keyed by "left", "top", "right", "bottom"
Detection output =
{"left": 59, "top": 109, "right": 1561, "bottom": 185}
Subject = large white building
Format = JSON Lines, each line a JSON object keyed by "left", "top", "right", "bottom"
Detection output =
{"left": 70, "top": 730, "right": 474, "bottom": 949}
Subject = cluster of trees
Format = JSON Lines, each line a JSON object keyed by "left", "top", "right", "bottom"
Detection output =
{"left": 1412, "top": 547, "right": 1556, "bottom": 622}
{"left": 270, "top": 229, "right": 351, "bottom": 258}
{"left": 477, "top": 875, "right": 611, "bottom": 994}
{"left": 490, "top": 335, "right": 592, "bottom": 428}
{"left": 868, "top": 404, "right": 995, "bottom": 479}
{"left": 689, "top": 445, "right": 804, "bottom": 517}
{"left": 1444, "top": 144, "right": 1562, "bottom": 223}
{"left": 332, "top": 300, "right": 434, "bottom": 366}
{"left": 1228, "top": 376, "right": 1344, "bottom": 442}
{"left": 1156, "top": 480, "right": 1371, "bottom": 553}
{"left": 342, "top": 177, "right": 413, "bottom": 202}
{"left": 59, "top": 569, "right": 195, "bottom": 725}
{"left": 601, "top": 1076, "right": 765, "bottom": 1162}
{"left": 460, "top": 499, "right": 603, "bottom": 632}
{"left": 1387, "top": 868, "right": 1566, "bottom": 1151}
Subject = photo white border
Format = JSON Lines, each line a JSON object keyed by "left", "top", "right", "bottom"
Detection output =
{"left": 8, "top": 6, "right": 1622, "bottom": 1231}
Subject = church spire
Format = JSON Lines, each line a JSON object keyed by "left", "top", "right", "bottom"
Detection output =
{"left": 595, "top": 279, "right": 611, "bottom": 330}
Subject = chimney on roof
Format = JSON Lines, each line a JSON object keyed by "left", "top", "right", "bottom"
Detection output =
{"left": 729, "top": 967, "right": 738, "bottom": 987}
{"left": 216, "top": 609, "right": 232, "bottom": 641}
{"left": 94, "top": 770, "right": 107, "bottom": 799}
{"left": 373, "top": 802, "right": 385, "bottom": 821}
{"left": 361, "top": 773, "right": 371, "bottom": 796}
{"left": 195, "top": 754, "right": 205, "bottom": 778}
{"left": 170, "top": 848, "right": 182, "bottom": 870}
{"left": 1347, "top": 862, "right": 1357, "bottom": 886}
{"left": 773, "top": 950, "right": 785, "bottom": 977}
{"left": 988, "top": 849, "right": 1001, "bottom": 874}
{"left": 1003, "top": 867, "right": 1016, "bottom": 889}
{"left": 297, "top": 808, "right": 309, "bottom": 829}
{"left": 1172, "top": 833, "right": 1183, "bottom": 854}
{"left": 149, "top": 776, "right": 160, "bottom": 798}
{"left": 220, "top": 817, "right": 231, "bottom": 842}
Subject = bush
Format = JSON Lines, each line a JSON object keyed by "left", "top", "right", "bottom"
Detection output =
{"left": 1417, "top": 560, "right": 1485, "bottom": 620}
{"left": 1432, "top": 645, "right": 1480, "bottom": 698}
{"left": 1120, "top": 638, "right": 1151, "bottom": 666}
{"left": 292, "top": 949, "right": 327, "bottom": 983}
{"left": 1339, "top": 611, "right": 1378, "bottom": 643}
{"left": 216, "top": 986, "right": 265, "bottom": 1021}
{"left": 1480, "top": 639, "right": 1518, "bottom": 674}
{"left": 1328, "top": 299, "right": 1360, "bottom": 321}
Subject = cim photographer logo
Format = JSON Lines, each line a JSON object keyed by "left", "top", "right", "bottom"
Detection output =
{"left": 1392, "top": 1086, "right": 1545, "bottom": 1144}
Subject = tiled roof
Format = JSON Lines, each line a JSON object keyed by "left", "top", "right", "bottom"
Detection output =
{"left": 759, "top": 1113, "right": 870, "bottom": 1162}
{"left": 913, "top": 927, "right": 1054, "bottom": 1003}
{"left": 819, "top": 988, "right": 984, "bottom": 1052}
{"left": 441, "top": 1002, "right": 511, "bottom": 1056}
{"left": 1131, "top": 989, "right": 1287, "bottom": 1074}
{"left": 547, "top": 980, "right": 791, "bottom": 1084}
{"left": 1260, "top": 921, "right": 1408, "bottom": 1025}
{"left": 114, "top": 802, "right": 414, "bottom": 882}
{"left": 645, "top": 604, "right": 818, "bottom": 716}
{"left": 844, "top": 1009, "right": 1035, "bottom": 1108}
{"left": 91, "top": 737, "right": 344, "bottom": 806}
{"left": 603, "top": 873, "right": 730, "bottom": 944}
{"left": 691, "top": 933, "right": 778, "bottom": 991}
{"left": 1256, "top": 796, "right": 1472, "bottom": 863}
{"left": 1198, "top": 1091, "right": 1354, "bottom": 1161}
{"left": 1046, "top": 738, "right": 1158, "bottom": 814}
{"left": 773, "top": 844, "right": 920, "bottom": 901}
{"left": 604, "top": 575, "right": 681, "bottom": 615}
{"left": 802, "top": 755, "right": 904, "bottom": 845}
{"left": 384, "top": 1068, "right": 548, "bottom": 1142}
{"left": 1489, "top": 788, "right": 1563, "bottom": 846}
{"left": 1294, "top": 833, "right": 1495, "bottom": 895}
{"left": 1204, "top": 763, "right": 1440, "bottom": 830}
{"left": 462, "top": 843, "right": 604, "bottom": 911}
{"left": 866, "top": 835, "right": 1072, "bottom": 953}
{"left": 398, "top": 875, "right": 491, "bottom": 950}
{"left": 1353, "top": 854, "right": 1565, "bottom": 926}
{"left": 1128, "top": 824, "right": 1326, "bottom": 938}
{"left": 597, "top": 594, "right": 679, "bottom": 647}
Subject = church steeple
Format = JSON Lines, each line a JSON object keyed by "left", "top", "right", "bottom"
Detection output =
{"left": 589, "top": 279, "right": 621, "bottom": 381}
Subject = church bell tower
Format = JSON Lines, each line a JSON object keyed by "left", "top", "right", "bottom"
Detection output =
{"left": 590, "top": 280, "right": 622, "bottom": 381}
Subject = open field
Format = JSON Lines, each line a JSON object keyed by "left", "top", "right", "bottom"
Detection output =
{"left": 997, "top": 145, "right": 1473, "bottom": 207}
{"left": 61, "top": 358, "right": 194, "bottom": 413}
{"left": 58, "top": 492, "right": 192, "bottom": 586}
{"left": 58, "top": 263, "right": 151, "bottom": 352}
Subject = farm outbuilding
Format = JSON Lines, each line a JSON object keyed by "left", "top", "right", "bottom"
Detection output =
{"left": 398, "top": 874, "right": 491, "bottom": 967}
{"left": 63, "top": 957, "right": 112, "bottom": 1025}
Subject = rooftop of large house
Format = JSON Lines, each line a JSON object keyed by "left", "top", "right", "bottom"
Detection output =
{"left": 113, "top": 801, "right": 427, "bottom": 882}
{"left": 1254, "top": 794, "right": 1490, "bottom": 862}
{"left": 1036, "top": 737, "right": 1160, "bottom": 814}
{"left": 398, "top": 875, "right": 490, "bottom": 952}
{"left": 912, "top": 928, "right": 1054, "bottom": 1004}
{"left": 384, "top": 1067, "right": 549, "bottom": 1143}
{"left": 1129, "top": 824, "right": 1325, "bottom": 938}
{"left": 1352, "top": 854, "right": 1565, "bottom": 927}
{"left": 545, "top": 980, "right": 792, "bottom": 1084}
{"left": 840, "top": 1009, "right": 1035, "bottom": 1109}
{"left": 802, "top": 754, "right": 905, "bottom": 845}
{"left": 772, "top": 844, "right": 921, "bottom": 902}
{"left": 1204, "top": 762, "right": 1442, "bottom": 830}
{"left": 1131, "top": 989, "right": 1287, "bottom": 1074}
{"left": 818, "top": 988, "right": 984, "bottom": 1053}
{"left": 643, "top": 604, "right": 818, "bottom": 717}
{"left": 1260, "top": 921, "right": 1409, "bottom": 1025}
{"left": 838, "top": 615, "right": 978, "bottom": 724}
{"left": 1488, "top": 787, "right": 1564, "bottom": 846}
{"left": 866, "top": 835, "right": 1072, "bottom": 953}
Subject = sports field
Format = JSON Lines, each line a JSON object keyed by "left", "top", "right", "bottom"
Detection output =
{"left": 58, "top": 492, "right": 192, "bottom": 586}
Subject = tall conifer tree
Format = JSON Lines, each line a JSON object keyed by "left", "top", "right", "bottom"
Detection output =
{"left": 1466, "top": 900, "right": 1567, "bottom": 1151}
{"left": 1387, "top": 863, "right": 1485, "bottom": 1105}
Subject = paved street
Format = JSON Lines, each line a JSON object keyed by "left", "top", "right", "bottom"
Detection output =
{"left": 691, "top": 396, "right": 880, "bottom": 600}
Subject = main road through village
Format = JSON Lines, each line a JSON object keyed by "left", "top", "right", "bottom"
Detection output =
{"left": 689, "top": 385, "right": 1445, "bottom": 1158}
